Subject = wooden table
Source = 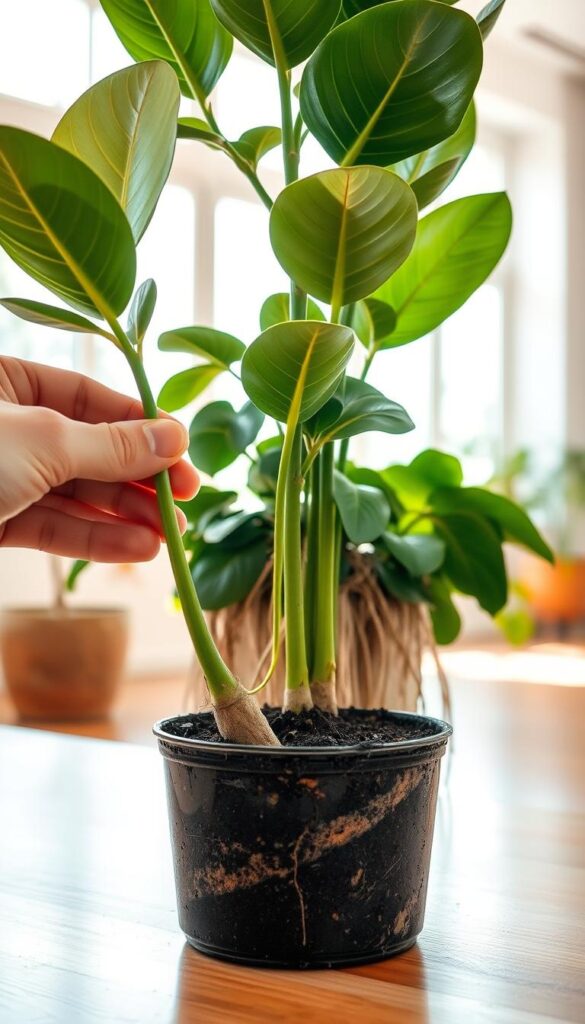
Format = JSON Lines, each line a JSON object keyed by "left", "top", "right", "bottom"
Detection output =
{"left": 1, "top": 679, "right": 584, "bottom": 1023}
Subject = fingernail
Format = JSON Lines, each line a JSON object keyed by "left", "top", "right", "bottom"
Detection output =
{"left": 176, "top": 507, "right": 188, "bottom": 534}
{"left": 143, "top": 420, "right": 188, "bottom": 458}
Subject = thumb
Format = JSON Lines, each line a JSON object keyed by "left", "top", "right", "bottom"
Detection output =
{"left": 63, "top": 417, "right": 190, "bottom": 484}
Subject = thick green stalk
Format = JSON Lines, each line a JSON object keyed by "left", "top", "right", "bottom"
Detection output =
{"left": 283, "top": 427, "right": 310, "bottom": 705}
{"left": 311, "top": 443, "right": 337, "bottom": 688}
{"left": 304, "top": 458, "right": 320, "bottom": 677}
{"left": 110, "top": 322, "right": 237, "bottom": 702}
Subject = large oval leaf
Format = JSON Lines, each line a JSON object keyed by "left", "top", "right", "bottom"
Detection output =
{"left": 0, "top": 127, "right": 136, "bottom": 319}
{"left": 241, "top": 320, "right": 354, "bottom": 423}
{"left": 210, "top": 0, "right": 340, "bottom": 68}
{"left": 270, "top": 167, "right": 417, "bottom": 307}
{"left": 158, "top": 365, "right": 222, "bottom": 412}
{"left": 343, "top": 0, "right": 458, "bottom": 13}
{"left": 435, "top": 512, "right": 507, "bottom": 614}
{"left": 312, "top": 377, "right": 414, "bottom": 443}
{"left": 333, "top": 471, "right": 390, "bottom": 544}
{"left": 376, "top": 192, "right": 512, "bottom": 348}
{"left": 53, "top": 62, "right": 179, "bottom": 243}
{"left": 192, "top": 534, "right": 269, "bottom": 610}
{"left": 100, "top": 0, "right": 232, "bottom": 102}
{"left": 389, "top": 103, "right": 476, "bottom": 211}
{"left": 300, "top": 1, "right": 483, "bottom": 167}
{"left": 382, "top": 531, "right": 445, "bottom": 576}
{"left": 158, "top": 326, "right": 245, "bottom": 366}
{"left": 430, "top": 487, "right": 553, "bottom": 563}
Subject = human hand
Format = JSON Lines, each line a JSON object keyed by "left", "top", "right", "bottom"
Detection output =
{"left": 0, "top": 356, "right": 199, "bottom": 561}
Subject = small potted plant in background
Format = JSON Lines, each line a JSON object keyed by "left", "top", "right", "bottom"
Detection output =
{"left": 0, "top": 557, "right": 128, "bottom": 721}
{"left": 0, "top": 0, "right": 546, "bottom": 968}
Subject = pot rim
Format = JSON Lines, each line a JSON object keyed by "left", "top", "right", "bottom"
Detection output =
{"left": 153, "top": 709, "right": 452, "bottom": 759}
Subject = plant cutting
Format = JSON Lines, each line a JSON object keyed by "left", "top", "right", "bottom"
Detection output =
{"left": 0, "top": 0, "right": 543, "bottom": 967}
{"left": 0, "top": 556, "right": 128, "bottom": 721}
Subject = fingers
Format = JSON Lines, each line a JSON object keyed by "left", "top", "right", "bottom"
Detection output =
{"left": 0, "top": 506, "right": 161, "bottom": 561}
{"left": 2, "top": 357, "right": 145, "bottom": 424}
{"left": 50, "top": 481, "right": 188, "bottom": 535}
{"left": 60, "top": 416, "right": 192, "bottom": 486}
{"left": 140, "top": 458, "right": 199, "bottom": 501}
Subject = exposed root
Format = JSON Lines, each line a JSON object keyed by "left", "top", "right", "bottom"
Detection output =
{"left": 283, "top": 683, "right": 313, "bottom": 712}
{"left": 188, "top": 552, "right": 449, "bottom": 715}
{"left": 213, "top": 682, "right": 280, "bottom": 746}
{"left": 310, "top": 680, "right": 338, "bottom": 715}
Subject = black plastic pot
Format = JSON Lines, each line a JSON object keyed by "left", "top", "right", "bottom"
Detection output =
{"left": 154, "top": 709, "right": 451, "bottom": 969}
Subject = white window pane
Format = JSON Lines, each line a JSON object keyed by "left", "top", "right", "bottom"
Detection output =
{"left": 0, "top": 0, "right": 89, "bottom": 107}
{"left": 90, "top": 7, "right": 132, "bottom": 83}
{"left": 352, "top": 341, "right": 433, "bottom": 469}
{"left": 0, "top": 251, "right": 76, "bottom": 370}
{"left": 94, "top": 185, "right": 196, "bottom": 400}
{"left": 214, "top": 197, "right": 287, "bottom": 344}
{"left": 215, "top": 52, "right": 283, "bottom": 173}
{"left": 439, "top": 284, "right": 503, "bottom": 482}
{"left": 440, "top": 143, "right": 507, "bottom": 205}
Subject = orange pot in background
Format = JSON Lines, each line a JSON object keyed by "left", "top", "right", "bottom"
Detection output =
{"left": 0, "top": 608, "right": 129, "bottom": 721}
{"left": 520, "top": 555, "right": 585, "bottom": 623}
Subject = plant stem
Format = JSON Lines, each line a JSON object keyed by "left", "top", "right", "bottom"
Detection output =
{"left": 311, "top": 443, "right": 337, "bottom": 688}
{"left": 202, "top": 101, "right": 273, "bottom": 211}
{"left": 110, "top": 321, "right": 237, "bottom": 703}
{"left": 283, "top": 426, "right": 310, "bottom": 703}
{"left": 304, "top": 457, "right": 320, "bottom": 677}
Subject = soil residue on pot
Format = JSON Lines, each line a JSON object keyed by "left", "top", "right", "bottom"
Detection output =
{"left": 163, "top": 706, "right": 440, "bottom": 747}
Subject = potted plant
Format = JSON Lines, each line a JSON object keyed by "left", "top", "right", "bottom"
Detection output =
{"left": 0, "top": 0, "right": 541, "bottom": 967}
{"left": 0, "top": 556, "right": 128, "bottom": 721}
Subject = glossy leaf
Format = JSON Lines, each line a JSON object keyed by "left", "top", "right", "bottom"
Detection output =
{"left": 178, "top": 485, "right": 237, "bottom": 534}
{"left": 188, "top": 400, "right": 264, "bottom": 475}
{"left": 383, "top": 449, "right": 463, "bottom": 509}
{"left": 192, "top": 534, "right": 268, "bottom": 610}
{"left": 389, "top": 103, "right": 476, "bottom": 211}
{"left": 427, "top": 575, "right": 461, "bottom": 644}
{"left": 431, "top": 487, "right": 554, "bottom": 563}
{"left": 300, "top": 1, "right": 483, "bottom": 167}
{"left": 0, "top": 127, "right": 136, "bottom": 319}
{"left": 210, "top": 0, "right": 340, "bottom": 68}
{"left": 177, "top": 117, "right": 226, "bottom": 148}
{"left": 259, "top": 292, "right": 324, "bottom": 331}
{"left": 100, "top": 0, "right": 232, "bottom": 101}
{"left": 352, "top": 298, "right": 396, "bottom": 347}
{"left": 343, "top": 0, "right": 458, "bottom": 14}
{"left": 477, "top": 0, "right": 506, "bottom": 40}
{"left": 157, "top": 365, "right": 222, "bottom": 412}
{"left": 376, "top": 562, "right": 428, "bottom": 604}
{"left": 345, "top": 464, "right": 401, "bottom": 516}
{"left": 203, "top": 510, "right": 265, "bottom": 545}
{"left": 232, "top": 126, "right": 282, "bottom": 169}
{"left": 248, "top": 446, "right": 282, "bottom": 498}
{"left": 241, "top": 320, "right": 354, "bottom": 423}
{"left": 376, "top": 193, "right": 512, "bottom": 347}
{"left": 127, "top": 278, "right": 156, "bottom": 345}
{"left": 333, "top": 471, "right": 390, "bottom": 544}
{"left": 382, "top": 531, "right": 445, "bottom": 576}
{"left": 435, "top": 512, "right": 507, "bottom": 614}
{"left": 312, "top": 377, "right": 414, "bottom": 443}
{"left": 0, "top": 298, "right": 114, "bottom": 340}
{"left": 158, "top": 326, "right": 245, "bottom": 366}
{"left": 270, "top": 167, "right": 417, "bottom": 306}
{"left": 52, "top": 62, "right": 179, "bottom": 242}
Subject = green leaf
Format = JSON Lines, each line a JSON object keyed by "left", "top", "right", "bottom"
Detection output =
{"left": 192, "top": 534, "right": 268, "bottom": 610}
{"left": 376, "top": 561, "right": 428, "bottom": 604}
{"left": 52, "top": 62, "right": 179, "bottom": 243}
{"left": 477, "top": 0, "right": 506, "bottom": 40}
{"left": 343, "top": 0, "right": 458, "bottom": 14}
{"left": 232, "top": 126, "right": 282, "bottom": 169}
{"left": 0, "top": 127, "right": 136, "bottom": 319}
{"left": 157, "top": 365, "right": 222, "bottom": 413}
{"left": 188, "top": 400, "right": 264, "bottom": 475}
{"left": 203, "top": 510, "right": 266, "bottom": 545}
{"left": 427, "top": 575, "right": 461, "bottom": 644}
{"left": 0, "top": 298, "right": 114, "bottom": 340}
{"left": 158, "top": 326, "right": 245, "bottom": 366}
{"left": 382, "top": 531, "right": 445, "bottom": 576}
{"left": 127, "top": 278, "right": 156, "bottom": 345}
{"left": 100, "top": 0, "right": 232, "bottom": 102}
{"left": 65, "top": 559, "right": 90, "bottom": 592}
{"left": 259, "top": 292, "right": 324, "bottom": 331}
{"left": 435, "top": 512, "right": 507, "bottom": 614}
{"left": 376, "top": 192, "right": 512, "bottom": 348}
{"left": 300, "top": 1, "right": 483, "bottom": 167}
{"left": 345, "top": 464, "right": 401, "bottom": 516}
{"left": 177, "top": 117, "right": 226, "bottom": 149}
{"left": 248, "top": 445, "right": 282, "bottom": 498}
{"left": 389, "top": 103, "right": 476, "bottom": 211}
{"left": 210, "top": 0, "right": 340, "bottom": 68}
{"left": 352, "top": 298, "right": 396, "bottom": 347}
{"left": 178, "top": 485, "right": 237, "bottom": 534}
{"left": 270, "top": 167, "right": 417, "bottom": 307}
{"left": 430, "top": 487, "right": 554, "bottom": 563}
{"left": 333, "top": 471, "right": 390, "bottom": 544}
{"left": 411, "top": 449, "right": 463, "bottom": 490}
{"left": 312, "top": 377, "right": 414, "bottom": 443}
{"left": 241, "top": 320, "right": 354, "bottom": 423}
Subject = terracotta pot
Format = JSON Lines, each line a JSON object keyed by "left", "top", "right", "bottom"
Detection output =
{"left": 0, "top": 608, "right": 129, "bottom": 721}
{"left": 520, "top": 555, "right": 585, "bottom": 623}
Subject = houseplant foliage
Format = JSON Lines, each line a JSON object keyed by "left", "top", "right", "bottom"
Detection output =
{"left": 0, "top": 0, "right": 539, "bottom": 737}
{"left": 2, "top": 0, "right": 540, "bottom": 968}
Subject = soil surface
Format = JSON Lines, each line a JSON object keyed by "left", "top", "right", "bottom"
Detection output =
{"left": 162, "top": 706, "right": 441, "bottom": 747}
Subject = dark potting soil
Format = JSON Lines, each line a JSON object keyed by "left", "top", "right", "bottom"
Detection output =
{"left": 162, "top": 706, "right": 441, "bottom": 748}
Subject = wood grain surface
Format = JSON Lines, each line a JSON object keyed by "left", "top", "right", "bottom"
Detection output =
{"left": 0, "top": 675, "right": 584, "bottom": 1023}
